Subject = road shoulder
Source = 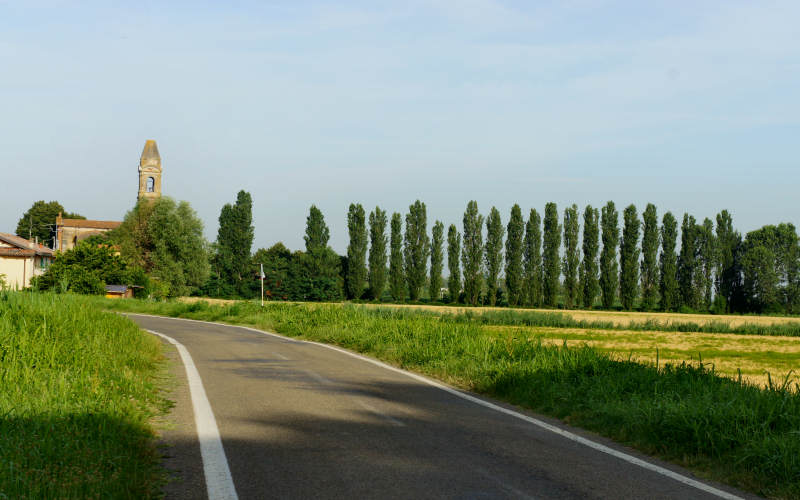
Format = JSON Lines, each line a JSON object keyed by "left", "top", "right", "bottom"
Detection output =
{"left": 154, "top": 339, "right": 208, "bottom": 500}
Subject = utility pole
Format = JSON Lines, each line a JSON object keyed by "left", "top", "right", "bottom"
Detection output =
{"left": 260, "top": 263, "right": 265, "bottom": 307}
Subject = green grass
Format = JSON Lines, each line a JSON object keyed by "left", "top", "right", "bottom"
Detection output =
{"left": 102, "top": 298, "right": 800, "bottom": 499}
{"left": 0, "top": 292, "right": 168, "bottom": 499}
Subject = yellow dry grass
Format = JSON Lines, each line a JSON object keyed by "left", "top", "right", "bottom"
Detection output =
{"left": 485, "top": 325, "right": 800, "bottom": 389}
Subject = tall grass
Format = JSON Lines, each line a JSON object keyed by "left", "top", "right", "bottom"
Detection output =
{"left": 0, "top": 292, "right": 167, "bottom": 498}
{"left": 103, "top": 298, "right": 800, "bottom": 498}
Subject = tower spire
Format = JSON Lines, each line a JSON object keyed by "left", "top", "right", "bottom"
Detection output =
{"left": 137, "top": 139, "right": 163, "bottom": 202}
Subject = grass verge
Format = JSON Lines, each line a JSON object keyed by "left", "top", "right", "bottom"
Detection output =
{"left": 103, "top": 298, "right": 799, "bottom": 498}
{"left": 0, "top": 292, "right": 168, "bottom": 499}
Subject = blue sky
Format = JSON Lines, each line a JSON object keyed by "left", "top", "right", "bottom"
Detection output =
{"left": 2, "top": 1, "right": 798, "bottom": 253}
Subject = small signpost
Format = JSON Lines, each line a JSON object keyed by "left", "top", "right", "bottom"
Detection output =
{"left": 260, "top": 263, "right": 265, "bottom": 307}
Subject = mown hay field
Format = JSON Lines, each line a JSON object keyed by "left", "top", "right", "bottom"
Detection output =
{"left": 484, "top": 325, "right": 800, "bottom": 389}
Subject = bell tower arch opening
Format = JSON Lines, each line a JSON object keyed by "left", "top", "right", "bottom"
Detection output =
{"left": 138, "top": 139, "right": 162, "bottom": 202}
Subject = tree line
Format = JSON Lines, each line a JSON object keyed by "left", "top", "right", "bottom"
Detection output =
{"left": 22, "top": 193, "right": 799, "bottom": 315}
{"left": 246, "top": 199, "right": 797, "bottom": 315}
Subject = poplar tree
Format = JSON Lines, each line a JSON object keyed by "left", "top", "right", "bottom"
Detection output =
{"left": 542, "top": 202, "right": 561, "bottom": 307}
{"left": 523, "top": 209, "right": 542, "bottom": 307}
{"left": 304, "top": 205, "right": 329, "bottom": 252}
{"left": 619, "top": 204, "right": 641, "bottom": 310}
{"left": 581, "top": 205, "right": 600, "bottom": 308}
{"left": 678, "top": 214, "right": 698, "bottom": 310}
{"left": 504, "top": 204, "right": 524, "bottom": 306}
{"left": 429, "top": 221, "right": 444, "bottom": 301}
{"left": 302, "top": 205, "right": 342, "bottom": 301}
{"left": 659, "top": 212, "right": 679, "bottom": 311}
{"left": 639, "top": 203, "right": 659, "bottom": 310}
{"left": 715, "top": 210, "right": 742, "bottom": 312}
{"left": 216, "top": 190, "right": 254, "bottom": 297}
{"left": 600, "top": 201, "right": 619, "bottom": 309}
{"left": 389, "top": 212, "right": 405, "bottom": 301}
{"left": 697, "top": 218, "right": 715, "bottom": 311}
{"left": 562, "top": 204, "right": 580, "bottom": 309}
{"left": 346, "top": 203, "right": 367, "bottom": 299}
{"left": 447, "top": 224, "right": 461, "bottom": 302}
{"left": 404, "top": 200, "right": 429, "bottom": 301}
{"left": 462, "top": 201, "right": 484, "bottom": 306}
{"left": 484, "top": 207, "right": 504, "bottom": 306}
{"left": 368, "top": 207, "right": 387, "bottom": 300}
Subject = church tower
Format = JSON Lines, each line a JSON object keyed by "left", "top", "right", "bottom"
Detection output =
{"left": 137, "top": 139, "right": 162, "bottom": 202}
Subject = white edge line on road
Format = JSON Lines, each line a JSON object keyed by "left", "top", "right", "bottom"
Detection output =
{"left": 146, "top": 329, "right": 238, "bottom": 500}
{"left": 129, "top": 313, "right": 742, "bottom": 500}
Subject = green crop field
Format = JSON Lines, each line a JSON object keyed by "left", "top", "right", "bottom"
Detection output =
{"left": 103, "top": 298, "right": 800, "bottom": 499}
{"left": 0, "top": 292, "right": 169, "bottom": 498}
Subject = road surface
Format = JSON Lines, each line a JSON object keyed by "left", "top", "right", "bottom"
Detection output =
{"left": 128, "top": 314, "right": 755, "bottom": 500}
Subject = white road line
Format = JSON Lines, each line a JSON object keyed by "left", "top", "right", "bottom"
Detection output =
{"left": 273, "top": 352, "right": 289, "bottom": 360}
{"left": 304, "top": 369, "right": 333, "bottom": 385}
{"left": 146, "top": 329, "right": 238, "bottom": 500}
{"left": 129, "top": 314, "right": 743, "bottom": 500}
{"left": 355, "top": 399, "right": 406, "bottom": 427}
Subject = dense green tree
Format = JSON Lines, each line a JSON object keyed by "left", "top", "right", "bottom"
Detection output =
{"left": 447, "top": 224, "right": 461, "bottom": 302}
{"left": 252, "top": 243, "right": 294, "bottom": 300}
{"left": 368, "top": 207, "right": 388, "bottom": 300}
{"left": 600, "top": 201, "right": 619, "bottom": 309}
{"left": 580, "top": 205, "right": 600, "bottom": 308}
{"left": 403, "top": 200, "right": 430, "bottom": 301}
{"left": 462, "top": 201, "right": 484, "bottom": 306}
{"left": 484, "top": 207, "right": 504, "bottom": 306}
{"left": 542, "top": 203, "right": 561, "bottom": 307}
{"left": 429, "top": 221, "right": 445, "bottom": 301}
{"left": 678, "top": 214, "right": 698, "bottom": 310}
{"left": 659, "top": 212, "right": 679, "bottom": 311}
{"left": 696, "top": 218, "right": 715, "bottom": 311}
{"left": 619, "top": 204, "right": 640, "bottom": 310}
{"left": 113, "top": 197, "right": 209, "bottom": 297}
{"left": 216, "top": 190, "right": 254, "bottom": 297}
{"left": 741, "top": 224, "right": 800, "bottom": 313}
{"left": 31, "top": 239, "right": 147, "bottom": 295}
{"left": 562, "top": 204, "right": 580, "bottom": 309}
{"left": 16, "top": 200, "right": 84, "bottom": 246}
{"left": 389, "top": 212, "right": 405, "bottom": 301}
{"left": 304, "top": 205, "right": 330, "bottom": 253}
{"left": 345, "top": 203, "right": 368, "bottom": 299}
{"left": 523, "top": 209, "right": 542, "bottom": 307}
{"left": 504, "top": 204, "right": 524, "bottom": 306}
{"left": 714, "top": 210, "right": 742, "bottom": 312}
{"left": 639, "top": 203, "right": 659, "bottom": 310}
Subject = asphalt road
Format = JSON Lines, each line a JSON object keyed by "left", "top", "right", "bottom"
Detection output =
{"left": 128, "top": 314, "right": 756, "bottom": 500}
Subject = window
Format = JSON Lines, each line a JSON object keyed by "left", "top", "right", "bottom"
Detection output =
{"left": 146, "top": 177, "right": 155, "bottom": 192}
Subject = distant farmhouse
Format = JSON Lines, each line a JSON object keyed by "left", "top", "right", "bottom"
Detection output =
{"left": 54, "top": 140, "right": 163, "bottom": 252}
{"left": 0, "top": 232, "right": 54, "bottom": 289}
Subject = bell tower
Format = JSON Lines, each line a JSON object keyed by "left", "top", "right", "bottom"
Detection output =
{"left": 138, "top": 139, "right": 162, "bottom": 202}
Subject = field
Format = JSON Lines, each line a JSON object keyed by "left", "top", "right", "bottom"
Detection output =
{"left": 180, "top": 297, "right": 800, "bottom": 388}
{"left": 105, "top": 298, "right": 800, "bottom": 498}
{"left": 0, "top": 292, "right": 168, "bottom": 498}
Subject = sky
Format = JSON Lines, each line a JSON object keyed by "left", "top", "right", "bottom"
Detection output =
{"left": 1, "top": 1, "right": 798, "bottom": 254}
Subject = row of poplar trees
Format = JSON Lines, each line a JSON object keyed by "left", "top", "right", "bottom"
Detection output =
{"left": 344, "top": 200, "right": 800, "bottom": 314}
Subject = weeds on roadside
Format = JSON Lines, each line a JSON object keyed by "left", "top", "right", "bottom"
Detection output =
{"left": 0, "top": 292, "right": 167, "bottom": 498}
